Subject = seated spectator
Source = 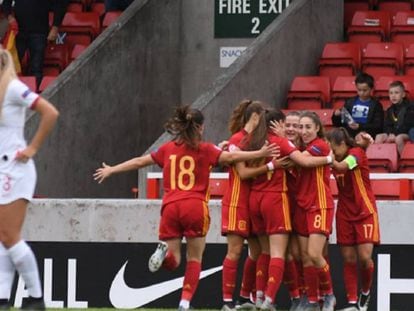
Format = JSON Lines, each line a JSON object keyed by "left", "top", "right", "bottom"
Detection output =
{"left": 2, "top": 0, "right": 68, "bottom": 90}
{"left": 332, "top": 72, "right": 384, "bottom": 139}
{"left": 105, "top": 0, "right": 133, "bottom": 11}
{"left": 375, "top": 81, "right": 414, "bottom": 155}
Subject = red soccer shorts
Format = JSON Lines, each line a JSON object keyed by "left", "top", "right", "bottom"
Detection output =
{"left": 159, "top": 198, "right": 210, "bottom": 240}
{"left": 336, "top": 213, "right": 380, "bottom": 246}
{"left": 249, "top": 191, "right": 292, "bottom": 236}
{"left": 293, "top": 207, "right": 333, "bottom": 237}
{"left": 221, "top": 201, "right": 250, "bottom": 237}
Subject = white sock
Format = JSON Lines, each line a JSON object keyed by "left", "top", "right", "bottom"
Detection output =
{"left": 7, "top": 240, "right": 42, "bottom": 298}
{"left": 0, "top": 243, "right": 15, "bottom": 299}
{"left": 179, "top": 299, "right": 190, "bottom": 309}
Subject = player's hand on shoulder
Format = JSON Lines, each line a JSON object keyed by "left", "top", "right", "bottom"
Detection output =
{"left": 93, "top": 162, "right": 113, "bottom": 183}
{"left": 260, "top": 141, "right": 280, "bottom": 158}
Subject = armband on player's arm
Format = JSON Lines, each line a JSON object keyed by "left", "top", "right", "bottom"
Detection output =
{"left": 344, "top": 155, "right": 358, "bottom": 170}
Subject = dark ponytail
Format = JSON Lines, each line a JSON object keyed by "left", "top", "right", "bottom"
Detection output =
{"left": 326, "top": 127, "right": 357, "bottom": 148}
{"left": 164, "top": 105, "right": 204, "bottom": 149}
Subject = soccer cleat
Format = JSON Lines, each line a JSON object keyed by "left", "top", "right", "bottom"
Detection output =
{"left": 358, "top": 292, "right": 370, "bottom": 311}
{"left": 236, "top": 297, "right": 257, "bottom": 311}
{"left": 148, "top": 241, "right": 168, "bottom": 272}
{"left": 259, "top": 298, "right": 277, "bottom": 311}
{"left": 289, "top": 297, "right": 301, "bottom": 311}
{"left": 301, "top": 301, "right": 321, "bottom": 311}
{"left": 0, "top": 299, "right": 11, "bottom": 310}
{"left": 321, "top": 294, "right": 336, "bottom": 311}
{"left": 21, "top": 296, "right": 46, "bottom": 310}
{"left": 221, "top": 302, "right": 236, "bottom": 311}
{"left": 255, "top": 297, "right": 264, "bottom": 309}
{"left": 337, "top": 303, "right": 359, "bottom": 311}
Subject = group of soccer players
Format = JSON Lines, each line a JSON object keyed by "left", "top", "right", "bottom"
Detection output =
{"left": 94, "top": 100, "right": 380, "bottom": 311}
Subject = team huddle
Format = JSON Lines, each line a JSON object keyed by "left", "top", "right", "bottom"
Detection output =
{"left": 94, "top": 101, "right": 380, "bottom": 311}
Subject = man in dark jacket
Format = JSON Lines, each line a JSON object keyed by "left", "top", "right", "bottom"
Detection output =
{"left": 2, "top": 0, "right": 68, "bottom": 90}
{"left": 332, "top": 73, "right": 384, "bottom": 139}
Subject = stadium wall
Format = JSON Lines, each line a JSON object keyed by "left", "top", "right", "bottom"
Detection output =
{"left": 25, "top": 0, "right": 182, "bottom": 198}
{"left": 9, "top": 199, "right": 414, "bottom": 310}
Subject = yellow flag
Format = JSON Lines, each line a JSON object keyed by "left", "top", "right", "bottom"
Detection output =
{"left": 3, "top": 27, "right": 21, "bottom": 74}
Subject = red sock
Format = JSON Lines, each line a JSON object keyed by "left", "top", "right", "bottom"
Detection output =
{"left": 319, "top": 255, "right": 331, "bottom": 296}
{"left": 343, "top": 262, "right": 358, "bottom": 303}
{"left": 283, "top": 260, "right": 300, "bottom": 299}
{"left": 162, "top": 251, "right": 178, "bottom": 271}
{"left": 316, "top": 263, "right": 333, "bottom": 296}
{"left": 303, "top": 266, "right": 318, "bottom": 303}
{"left": 294, "top": 260, "right": 305, "bottom": 295}
{"left": 181, "top": 261, "right": 201, "bottom": 301}
{"left": 360, "top": 261, "right": 374, "bottom": 294}
{"left": 222, "top": 257, "right": 238, "bottom": 301}
{"left": 240, "top": 256, "right": 256, "bottom": 298}
{"left": 265, "top": 257, "right": 285, "bottom": 303}
{"left": 256, "top": 254, "right": 270, "bottom": 296}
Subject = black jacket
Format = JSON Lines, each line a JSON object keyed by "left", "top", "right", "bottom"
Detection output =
{"left": 2, "top": 0, "right": 68, "bottom": 34}
{"left": 383, "top": 99, "right": 414, "bottom": 135}
{"left": 332, "top": 96, "right": 384, "bottom": 138}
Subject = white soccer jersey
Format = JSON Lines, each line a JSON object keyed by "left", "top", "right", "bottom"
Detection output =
{"left": 0, "top": 79, "right": 39, "bottom": 204}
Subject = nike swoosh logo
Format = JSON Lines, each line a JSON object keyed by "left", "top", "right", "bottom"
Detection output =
{"left": 109, "top": 261, "right": 222, "bottom": 309}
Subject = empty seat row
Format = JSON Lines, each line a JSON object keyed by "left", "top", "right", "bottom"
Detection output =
{"left": 345, "top": 0, "right": 414, "bottom": 27}
{"left": 287, "top": 75, "right": 414, "bottom": 110}
{"left": 319, "top": 42, "right": 414, "bottom": 85}
{"left": 43, "top": 43, "right": 87, "bottom": 76}
{"left": 19, "top": 76, "right": 56, "bottom": 93}
{"left": 347, "top": 10, "right": 414, "bottom": 50}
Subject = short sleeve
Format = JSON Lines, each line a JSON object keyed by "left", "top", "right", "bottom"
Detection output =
{"left": 280, "top": 138, "right": 297, "bottom": 156}
{"left": 306, "top": 139, "right": 329, "bottom": 156}
{"left": 8, "top": 79, "right": 39, "bottom": 109}
{"left": 206, "top": 143, "right": 223, "bottom": 166}
{"left": 346, "top": 147, "right": 363, "bottom": 170}
{"left": 150, "top": 144, "right": 167, "bottom": 168}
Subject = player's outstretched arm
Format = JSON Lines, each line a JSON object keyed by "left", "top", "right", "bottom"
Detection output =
{"left": 94, "top": 154, "right": 154, "bottom": 183}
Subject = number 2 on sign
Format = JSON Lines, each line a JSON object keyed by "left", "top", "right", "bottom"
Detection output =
{"left": 169, "top": 155, "right": 196, "bottom": 190}
{"left": 251, "top": 17, "right": 260, "bottom": 34}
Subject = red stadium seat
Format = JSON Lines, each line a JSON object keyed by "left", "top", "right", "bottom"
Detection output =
{"left": 378, "top": 1, "right": 412, "bottom": 20}
{"left": 319, "top": 42, "right": 361, "bottom": 86}
{"left": 67, "top": 2, "right": 84, "bottom": 12}
{"left": 390, "top": 11, "right": 414, "bottom": 49}
{"left": 39, "top": 76, "right": 57, "bottom": 93}
{"left": 374, "top": 75, "right": 414, "bottom": 109}
{"left": 404, "top": 43, "right": 414, "bottom": 74}
{"left": 347, "top": 11, "right": 391, "bottom": 51}
{"left": 331, "top": 76, "right": 357, "bottom": 109}
{"left": 366, "top": 143, "right": 398, "bottom": 172}
{"left": 19, "top": 76, "right": 37, "bottom": 92}
{"left": 361, "top": 42, "right": 405, "bottom": 79}
{"left": 399, "top": 143, "right": 414, "bottom": 172}
{"left": 60, "top": 12, "right": 101, "bottom": 47}
{"left": 70, "top": 44, "right": 87, "bottom": 62}
{"left": 91, "top": 2, "right": 106, "bottom": 18}
{"left": 102, "top": 11, "right": 122, "bottom": 30}
{"left": 44, "top": 43, "right": 70, "bottom": 73}
{"left": 344, "top": 0, "right": 373, "bottom": 29}
{"left": 287, "top": 76, "right": 331, "bottom": 110}
{"left": 371, "top": 179, "right": 406, "bottom": 199}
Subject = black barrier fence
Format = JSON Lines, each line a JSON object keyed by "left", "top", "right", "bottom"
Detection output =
{"left": 6, "top": 243, "right": 414, "bottom": 310}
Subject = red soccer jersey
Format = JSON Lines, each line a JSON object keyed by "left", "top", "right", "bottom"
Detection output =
{"left": 151, "top": 141, "right": 222, "bottom": 205}
{"left": 222, "top": 129, "right": 251, "bottom": 209}
{"left": 333, "top": 146, "right": 377, "bottom": 221}
{"left": 296, "top": 137, "right": 334, "bottom": 211}
{"left": 251, "top": 132, "right": 297, "bottom": 192}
